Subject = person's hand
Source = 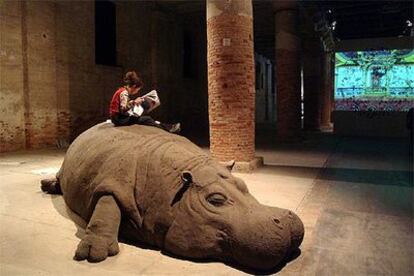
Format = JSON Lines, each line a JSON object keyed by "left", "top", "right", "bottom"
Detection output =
{"left": 134, "top": 97, "right": 144, "bottom": 105}
{"left": 128, "top": 100, "right": 136, "bottom": 106}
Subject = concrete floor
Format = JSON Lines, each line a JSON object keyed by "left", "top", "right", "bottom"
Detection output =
{"left": 1, "top": 133, "right": 412, "bottom": 275}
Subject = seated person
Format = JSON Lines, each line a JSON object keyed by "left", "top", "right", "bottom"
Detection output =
{"left": 109, "top": 71, "right": 180, "bottom": 133}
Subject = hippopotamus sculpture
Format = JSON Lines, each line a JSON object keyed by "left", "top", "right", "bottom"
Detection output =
{"left": 41, "top": 122, "right": 304, "bottom": 271}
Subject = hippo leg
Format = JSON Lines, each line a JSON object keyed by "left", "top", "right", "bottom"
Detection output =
{"left": 40, "top": 177, "right": 61, "bottom": 194}
{"left": 74, "top": 195, "right": 121, "bottom": 262}
{"left": 41, "top": 169, "right": 62, "bottom": 194}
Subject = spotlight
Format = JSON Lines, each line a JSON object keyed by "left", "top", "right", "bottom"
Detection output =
{"left": 403, "top": 19, "right": 413, "bottom": 36}
{"left": 332, "top": 21, "right": 337, "bottom": 31}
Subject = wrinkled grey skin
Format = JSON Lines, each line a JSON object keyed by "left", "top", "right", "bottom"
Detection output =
{"left": 41, "top": 122, "right": 304, "bottom": 271}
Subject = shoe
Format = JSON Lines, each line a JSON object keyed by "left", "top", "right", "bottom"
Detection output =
{"left": 169, "top": 123, "right": 181, "bottom": 133}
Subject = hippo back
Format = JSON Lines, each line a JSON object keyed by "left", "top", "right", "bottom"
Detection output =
{"left": 59, "top": 122, "right": 207, "bottom": 230}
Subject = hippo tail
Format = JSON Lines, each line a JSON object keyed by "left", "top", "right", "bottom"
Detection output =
{"left": 40, "top": 174, "right": 62, "bottom": 195}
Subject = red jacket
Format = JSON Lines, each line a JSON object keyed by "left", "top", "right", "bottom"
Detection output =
{"left": 109, "top": 87, "right": 127, "bottom": 117}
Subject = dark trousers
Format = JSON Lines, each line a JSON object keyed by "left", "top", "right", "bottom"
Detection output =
{"left": 111, "top": 114, "right": 169, "bottom": 131}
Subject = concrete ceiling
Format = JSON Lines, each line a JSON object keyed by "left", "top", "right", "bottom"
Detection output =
{"left": 306, "top": 0, "right": 413, "bottom": 40}
{"left": 153, "top": 0, "right": 413, "bottom": 61}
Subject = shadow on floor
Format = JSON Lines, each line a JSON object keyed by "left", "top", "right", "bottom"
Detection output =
{"left": 262, "top": 164, "right": 412, "bottom": 187}
{"left": 45, "top": 189, "right": 301, "bottom": 274}
{"left": 320, "top": 167, "right": 412, "bottom": 187}
{"left": 120, "top": 235, "right": 302, "bottom": 275}
{"left": 161, "top": 248, "right": 302, "bottom": 275}
{"left": 258, "top": 164, "right": 323, "bottom": 180}
{"left": 49, "top": 194, "right": 87, "bottom": 239}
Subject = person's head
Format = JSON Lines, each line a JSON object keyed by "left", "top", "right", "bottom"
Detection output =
{"left": 123, "top": 71, "right": 143, "bottom": 94}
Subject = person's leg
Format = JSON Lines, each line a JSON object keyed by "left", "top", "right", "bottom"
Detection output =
{"left": 113, "top": 114, "right": 180, "bottom": 133}
{"left": 111, "top": 114, "right": 130, "bottom": 126}
{"left": 137, "top": 116, "right": 167, "bottom": 130}
{"left": 137, "top": 116, "right": 180, "bottom": 133}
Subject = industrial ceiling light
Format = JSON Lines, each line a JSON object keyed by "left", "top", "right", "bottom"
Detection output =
{"left": 402, "top": 19, "right": 413, "bottom": 36}
{"left": 331, "top": 21, "right": 337, "bottom": 31}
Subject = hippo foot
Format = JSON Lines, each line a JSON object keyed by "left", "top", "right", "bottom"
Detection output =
{"left": 40, "top": 177, "right": 61, "bottom": 194}
{"left": 74, "top": 231, "right": 119, "bottom": 262}
{"left": 74, "top": 195, "right": 122, "bottom": 262}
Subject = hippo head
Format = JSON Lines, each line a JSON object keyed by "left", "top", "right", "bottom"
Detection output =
{"left": 164, "top": 165, "right": 304, "bottom": 271}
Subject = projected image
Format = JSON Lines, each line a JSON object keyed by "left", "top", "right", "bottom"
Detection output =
{"left": 334, "top": 49, "right": 414, "bottom": 111}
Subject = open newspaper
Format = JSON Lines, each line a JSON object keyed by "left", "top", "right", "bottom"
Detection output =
{"left": 128, "top": 90, "right": 161, "bottom": 117}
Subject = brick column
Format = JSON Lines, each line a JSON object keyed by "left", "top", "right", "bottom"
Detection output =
{"left": 274, "top": 1, "right": 301, "bottom": 140}
{"left": 207, "top": 0, "right": 255, "bottom": 162}
{"left": 303, "top": 37, "right": 322, "bottom": 130}
{"left": 320, "top": 51, "right": 334, "bottom": 130}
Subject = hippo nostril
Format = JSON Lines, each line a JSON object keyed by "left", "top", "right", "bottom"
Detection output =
{"left": 272, "top": 218, "right": 284, "bottom": 230}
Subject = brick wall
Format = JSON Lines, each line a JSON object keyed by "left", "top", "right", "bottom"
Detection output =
{"left": 116, "top": 2, "right": 209, "bottom": 131}
{"left": 55, "top": 1, "right": 122, "bottom": 141}
{"left": 0, "top": 0, "right": 124, "bottom": 152}
{"left": 23, "top": 1, "right": 59, "bottom": 149}
{"left": 0, "top": 1, "right": 26, "bottom": 152}
{"left": 207, "top": 13, "right": 255, "bottom": 162}
{"left": 1, "top": 0, "right": 209, "bottom": 153}
{"left": 116, "top": 1, "right": 152, "bottom": 84}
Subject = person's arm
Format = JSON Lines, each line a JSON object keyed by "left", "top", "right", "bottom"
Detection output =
{"left": 119, "top": 91, "right": 133, "bottom": 113}
{"left": 140, "top": 98, "right": 151, "bottom": 111}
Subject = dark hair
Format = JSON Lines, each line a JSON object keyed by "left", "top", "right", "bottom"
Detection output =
{"left": 123, "top": 71, "right": 143, "bottom": 88}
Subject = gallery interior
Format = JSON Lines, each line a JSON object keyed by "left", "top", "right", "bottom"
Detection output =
{"left": 0, "top": 0, "right": 413, "bottom": 275}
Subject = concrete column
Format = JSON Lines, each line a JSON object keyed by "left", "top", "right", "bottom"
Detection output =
{"left": 206, "top": 0, "right": 256, "bottom": 163}
{"left": 303, "top": 37, "right": 322, "bottom": 130}
{"left": 274, "top": 0, "right": 301, "bottom": 141}
{"left": 320, "top": 51, "right": 334, "bottom": 130}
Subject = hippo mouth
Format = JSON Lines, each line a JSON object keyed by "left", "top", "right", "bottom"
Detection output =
{"left": 223, "top": 210, "right": 304, "bottom": 271}
{"left": 286, "top": 211, "right": 305, "bottom": 250}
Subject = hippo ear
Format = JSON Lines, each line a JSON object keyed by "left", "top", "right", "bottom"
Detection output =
{"left": 223, "top": 160, "right": 235, "bottom": 172}
{"left": 181, "top": 171, "right": 193, "bottom": 183}
{"left": 171, "top": 171, "right": 193, "bottom": 206}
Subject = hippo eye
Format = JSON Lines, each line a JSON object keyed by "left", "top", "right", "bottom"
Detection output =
{"left": 206, "top": 193, "right": 227, "bottom": 207}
